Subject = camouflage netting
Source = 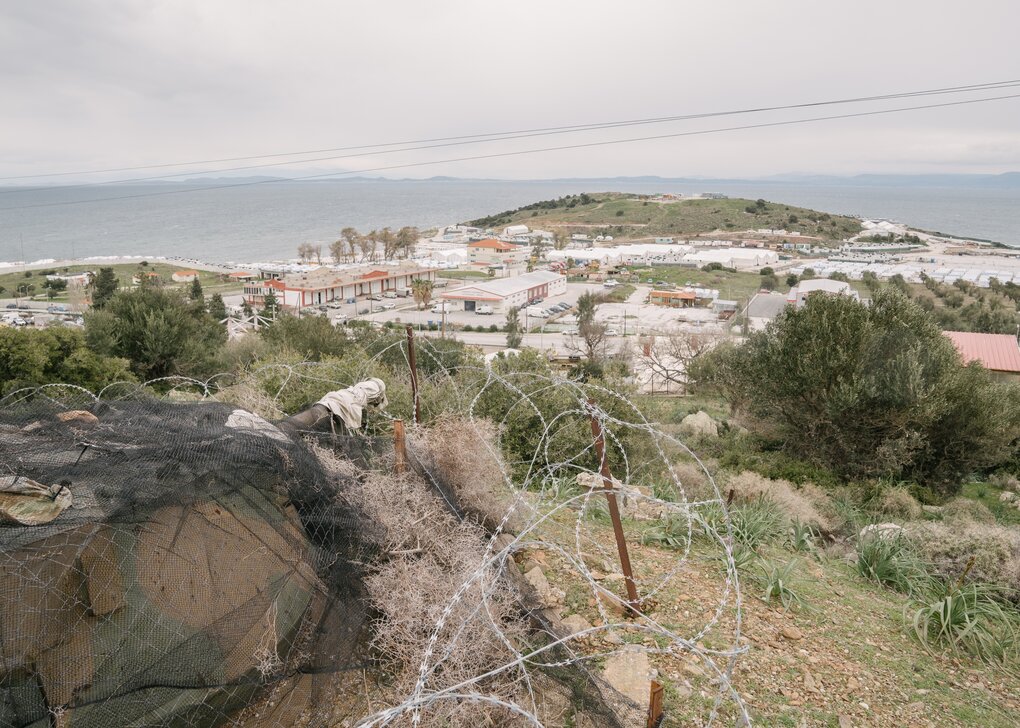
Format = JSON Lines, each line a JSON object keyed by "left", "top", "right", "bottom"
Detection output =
{"left": 0, "top": 396, "right": 379, "bottom": 728}
{"left": 0, "top": 390, "right": 633, "bottom": 728}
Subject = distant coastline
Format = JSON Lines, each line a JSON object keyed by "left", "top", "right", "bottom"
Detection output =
{"left": 1, "top": 177, "right": 1017, "bottom": 263}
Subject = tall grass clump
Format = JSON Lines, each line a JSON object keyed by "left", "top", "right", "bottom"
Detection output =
{"left": 857, "top": 534, "right": 933, "bottom": 596}
{"left": 910, "top": 577, "right": 1019, "bottom": 663}
{"left": 751, "top": 558, "right": 804, "bottom": 611}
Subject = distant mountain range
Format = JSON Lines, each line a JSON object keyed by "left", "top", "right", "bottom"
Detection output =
{"left": 122, "top": 172, "right": 1020, "bottom": 188}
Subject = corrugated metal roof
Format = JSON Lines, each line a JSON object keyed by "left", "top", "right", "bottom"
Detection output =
{"left": 944, "top": 331, "right": 1020, "bottom": 373}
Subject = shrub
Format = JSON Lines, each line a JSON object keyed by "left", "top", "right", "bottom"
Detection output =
{"left": 905, "top": 521, "right": 1020, "bottom": 603}
{"left": 875, "top": 487, "right": 923, "bottom": 520}
{"left": 724, "top": 471, "right": 834, "bottom": 533}
{"left": 989, "top": 472, "right": 1020, "bottom": 493}
{"left": 706, "top": 289, "right": 1020, "bottom": 496}
{"left": 942, "top": 497, "right": 996, "bottom": 525}
{"left": 669, "top": 459, "right": 714, "bottom": 500}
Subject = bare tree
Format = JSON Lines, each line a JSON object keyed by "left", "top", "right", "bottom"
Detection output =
{"left": 379, "top": 227, "right": 398, "bottom": 260}
{"left": 313, "top": 244, "right": 323, "bottom": 265}
{"left": 341, "top": 227, "right": 360, "bottom": 261}
{"left": 329, "top": 239, "right": 345, "bottom": 265}
{"left": 637, "top": 331, "right": 722, "bottom": 392}
{"left": 296, "top": 243, "right": 315, "bottom": 263}
{"left": 358, "top": 232, "right": 376, "bottom": 262}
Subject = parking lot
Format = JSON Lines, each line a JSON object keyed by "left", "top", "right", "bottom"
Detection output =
{"left": 342, "top": 282, "right": 727, "bottom": 335}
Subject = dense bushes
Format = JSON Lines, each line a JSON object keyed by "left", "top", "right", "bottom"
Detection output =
{"left": 0, "top": 326, "right": 134, "bottom": 394}
{"left": 694, "top": 290, "right": 1020, "bottom": 496}
{"left": 85, "top": 286, "right": 226, "bottom": 380}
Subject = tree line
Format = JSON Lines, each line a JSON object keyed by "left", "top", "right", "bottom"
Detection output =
{"left": 297, "top": 226, "right": 420, "bottom": 265}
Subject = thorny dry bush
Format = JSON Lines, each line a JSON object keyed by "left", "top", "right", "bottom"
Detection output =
{"left": 724, "top": 471, "right": 836, "bottom": 533}
{"left": 313, "top": 444, "right": 532, "bottom": 726}
{"left": 906, "top": 520, "right": 1020, "bottom": 604}
{"left": 407, "top": 414, "right": 523, "bottom": 533}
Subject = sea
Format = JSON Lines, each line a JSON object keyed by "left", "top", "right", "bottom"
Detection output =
{"left": 1, "top": 178, "right": 1019, "bottom": 264}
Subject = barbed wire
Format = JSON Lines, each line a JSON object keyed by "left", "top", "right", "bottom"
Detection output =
{"left": 0, "top": 334, "right": 750, "bottom": 726}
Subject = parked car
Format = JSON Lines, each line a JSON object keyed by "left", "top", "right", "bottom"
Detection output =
{"left": 5, "top": 303, "right": 16, "bottom": 309}
{"left": 381, "top": 302, "right": 396, "bottom": 310}
{"left": 605, "top": 328, "right": 620, "bottom": 336}
{"left": 383, "top": 291, "right": 398, "bottom": 299}
{"left": 369, "top": 294, "right": 383, "bottom": 301}
{"left": 475, "top": 305, "right": 494, "bottom": 315}
{"left": 327, "top": 301, "right": 344, "bottom": 309}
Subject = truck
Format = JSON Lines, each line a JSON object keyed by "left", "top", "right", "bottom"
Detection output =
{"left": 475, "top": 305, "right": 493, "bottom": 315}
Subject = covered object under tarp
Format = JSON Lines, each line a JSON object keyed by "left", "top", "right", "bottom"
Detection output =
{"left": 0, "top": 398, "right": 370, "bottom": 728}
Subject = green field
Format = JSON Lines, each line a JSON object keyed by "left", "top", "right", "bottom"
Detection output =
{"left": 0, "top": 262, "right": 244, "bottom": 304}
{"left": 467, "top": 193, "right": 862, "bottom": 243}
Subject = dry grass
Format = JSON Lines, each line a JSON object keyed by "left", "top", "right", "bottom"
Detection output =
{"left": 942, "top": 497, "right": 996, "bottom": 525}
{"left": 408, "top": 415, "right": 523, "bottom": 533}
{"left": 314, "top": 444, "right": 531, "bottom": 726}
{"left": 905, "top": 520, "right": 1020, "bottom": 603}
{"left": 723, "top": 471, "right": 835, "bottom": 533}
{"left": 876, "top": 487, "right": 923, "bottom": 520}
{"left": 670, "top": 458, "right": 714, "bottom": 500}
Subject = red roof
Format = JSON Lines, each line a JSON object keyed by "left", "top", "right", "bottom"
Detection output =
{"left": 944, "top": 331, "right": 1020, "bottom": 373}
{"left": 228, "top": 271, "right": 255, "bottom": 278}
{"left": 359, "top": 270, "right": 391, "bottom": 280}
{"left": 469, "top": 239, "right": 515, "bottom": 251}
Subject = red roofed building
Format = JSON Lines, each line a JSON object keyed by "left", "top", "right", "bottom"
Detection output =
{"left": 467, "top": 239, "right": 529, "bottom": 267}
{"left": 944, "top": 331, "right": 1020, "bottom": 378}
{"left": 242, "top": 263, "right": 436, "bottom": 309}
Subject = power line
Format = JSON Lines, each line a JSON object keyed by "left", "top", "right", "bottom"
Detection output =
{"left": 1, "top": 78, "right": 1018, "bottom": 188}
{"left": 2, "top": 91, "right": 1018, "bottom": 212}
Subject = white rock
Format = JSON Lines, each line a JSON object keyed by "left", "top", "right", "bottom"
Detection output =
{"left": 679, "top": 411, "right": 718, "bottom": 439}
{"left": 999, "top": 491, "right": 1017, "bottom": 503}
{"left": 859, "top": 523, "right": 903, "bottom": 540}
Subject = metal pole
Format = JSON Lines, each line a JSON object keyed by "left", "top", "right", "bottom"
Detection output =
{"left": 646, "top": 680, "right": 665, "bottom": 728}
{"left": 393, "top": 419, "right": 407, "bottom": 474}
{"left": 406, "top": 325, "right": 421, "bottom": 425}
{"left": 588, "top": 399, "right": 641, "bottom": 615}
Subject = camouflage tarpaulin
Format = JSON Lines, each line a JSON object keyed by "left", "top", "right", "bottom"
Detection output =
{"left": 0, "top": 397, "right": 371, "bottom": 728}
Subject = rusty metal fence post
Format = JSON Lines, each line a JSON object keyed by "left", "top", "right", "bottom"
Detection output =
{"left": 588, "top": 399, "right": 641, "bottom": 616}
{"left": 393, "top": 419, "right": 407, "bottom": 475}
{"left": 647, "top": 679, "right": 664, "bottom": 727}
{"left": 405, "top": 325, "right": 421, "bottom": 425}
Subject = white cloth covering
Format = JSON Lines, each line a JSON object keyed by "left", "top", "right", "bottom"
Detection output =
{"left": 316, "top": 378, "right": 389, "bottom": 430}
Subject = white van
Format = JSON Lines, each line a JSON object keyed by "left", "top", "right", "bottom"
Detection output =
{"left": 475, "top": 305, "right": 494, "bottom": 315}
{"left": 431, "top": 302, "right": 452, "bottom": 314}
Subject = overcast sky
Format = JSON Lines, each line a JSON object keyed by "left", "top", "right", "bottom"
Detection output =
{"left": 3, "top": 0, "right": 1019, "bottom": 182}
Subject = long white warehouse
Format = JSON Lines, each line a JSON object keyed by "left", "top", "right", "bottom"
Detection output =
{"left": 439, "top": 270, "right": 567, "bottom": 313}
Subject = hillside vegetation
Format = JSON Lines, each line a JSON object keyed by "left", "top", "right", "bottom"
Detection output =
{"left": 466, "top": 193, "right": 862, "bottom": 242}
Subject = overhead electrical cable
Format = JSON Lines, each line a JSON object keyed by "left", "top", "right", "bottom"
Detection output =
{"left": 0, "top": 78, "right": 1018, "bottom": 188}
{"left": 1, "top": 91, "right": 1018, "bottom": 212}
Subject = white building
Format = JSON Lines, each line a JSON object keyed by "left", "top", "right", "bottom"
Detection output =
{"left": 503, "top": 224, "right": 530, "bottom": 238}
{"left": 786, "top": 278, "right": 859, "bottom": 308}
{"left": 681, "top": 248, "right": 779, "bottom": 270}
{"left": 439, "top": 270, "right": 567, "bottom": 314}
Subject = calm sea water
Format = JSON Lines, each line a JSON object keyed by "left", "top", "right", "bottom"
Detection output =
{"left": 1, "top": 179, "right": 1018, "bottom": 264}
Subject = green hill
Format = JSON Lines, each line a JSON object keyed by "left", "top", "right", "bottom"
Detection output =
{"left": 466, "top": 192, "right": 862, "bottom": 243}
